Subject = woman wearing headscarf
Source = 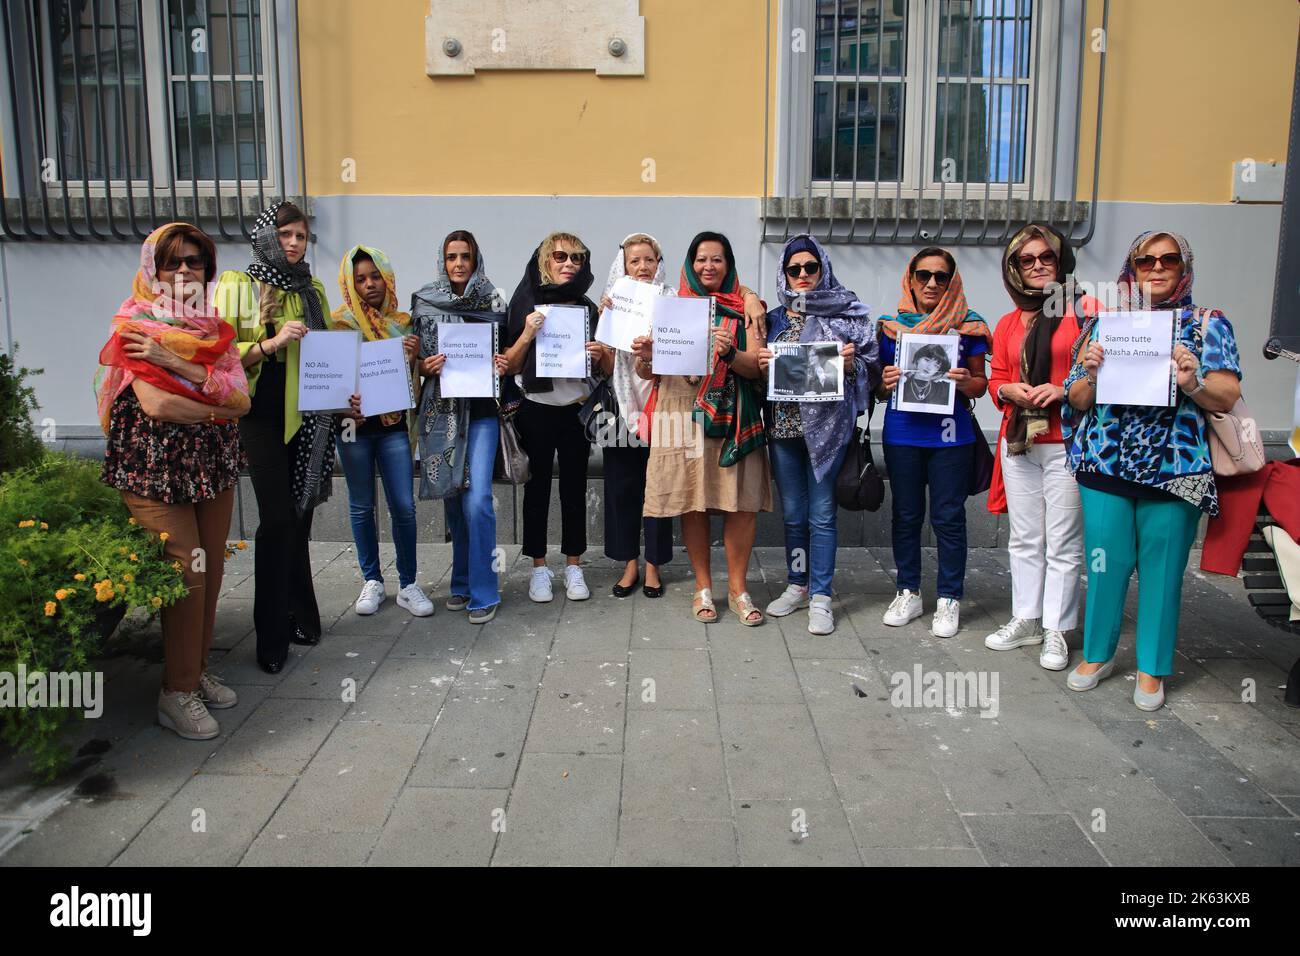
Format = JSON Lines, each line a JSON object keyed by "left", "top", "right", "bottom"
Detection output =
{"left": 411, "top": 230, "right": 510, "bottom": 623}
{"left": 98, "top": 222, "right": 249, "bottom": 739}
{"left": 984, "top": 225, "right": 1096, "bottom": 670}
{"left": 875, "top": 247, "right": 991, "bottom": 638}
{"left": 330, "top": 245, "right": 432, "bottom": 619}
{"left": 756, "top": 234, "right": 878, "bottom": 635}
{"left": 504, "top": 231, "right": 604, "bottom": 604}
{"left": 635, "top": 231, "right": 773, "bottom": 625}
{"left": 594, "top": 233, "right": 676, "bottom": 598}
{"left": 213, "top": 201, "right": 333, "bottom": 674}
{"left": 1063, "top": 231, "right": 1242, "bottom": 711}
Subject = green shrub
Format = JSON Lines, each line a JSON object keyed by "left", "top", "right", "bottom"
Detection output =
{"left": 0, "top": 454, "right": 188, "bottom": 779}
{"left": 0, "top": 345, "right": 44, "bottom": 475}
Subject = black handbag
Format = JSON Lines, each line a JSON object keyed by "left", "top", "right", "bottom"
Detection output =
{"left": 577, "top": 376, "right": 621, "bottom": 445}
{"left": 965, "top": 397, "right": 994, "bottom": 496}
{"left": 836, "top": 399, "right": 885, "bottom": 512}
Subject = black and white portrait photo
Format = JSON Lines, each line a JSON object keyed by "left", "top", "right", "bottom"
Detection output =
{"left": 895, "top": 333, "right": 959, "bottom": 414}
{"left": 768, "top": 341, "right": 844, "bottom": 403}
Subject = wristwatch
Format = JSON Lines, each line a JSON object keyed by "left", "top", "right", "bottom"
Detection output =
{"left": 1183, "top": 369, "right": 1207, "bottom": 397}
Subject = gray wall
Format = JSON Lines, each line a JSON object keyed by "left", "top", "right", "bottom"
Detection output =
{"left": 2, "top": 196, "right": 1295, "bottom": 444}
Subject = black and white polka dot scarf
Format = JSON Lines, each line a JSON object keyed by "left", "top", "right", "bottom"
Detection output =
{"left": 248, "top": 200, "right": 335, "bottom": 516}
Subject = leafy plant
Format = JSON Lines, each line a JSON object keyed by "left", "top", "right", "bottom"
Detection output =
{"left": 0, "top": 345, "right": 44, "bottom": 475}
{"left": 0, "top": 454, "right": 188, "bottom": 779}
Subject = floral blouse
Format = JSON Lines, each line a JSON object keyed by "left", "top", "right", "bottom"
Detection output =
{"left": 101, "top": 391, "right": 245, "bottom": 504}
{"left": 1062, "top": 308, "right": 1241, "bottom": 515}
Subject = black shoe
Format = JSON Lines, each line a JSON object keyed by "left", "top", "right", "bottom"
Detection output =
{"left": 290, "top": 624, "right": 320, "bottom": 646}
{"left": 258, "top": 656, "right": 285, "bottom": 675}
{"left": 612, "top": 576, "right": 640, "bottom": 598}
{"left": 642, "top": 582, "right": 664, "bottom": 598}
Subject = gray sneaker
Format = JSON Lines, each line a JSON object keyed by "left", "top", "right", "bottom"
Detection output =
{"left": 469, "top": 604, "right": 498, "bottom": 624}
{"left": 446, "top": 593, "right": 470, "bottom": 612}
{"left": 157, "top": 689, "right": 219, "bottom": 740}
{"left": 198, "top": 670, "right": 238, "bottom": 709}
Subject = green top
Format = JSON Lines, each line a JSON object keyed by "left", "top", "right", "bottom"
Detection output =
{"left": 213, "top": 269, "right": 330, "bottom": 443}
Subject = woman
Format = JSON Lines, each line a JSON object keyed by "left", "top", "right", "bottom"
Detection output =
{"left": 411, "top": 230, "right": 511, "bottom": 624}
{"left": 757, "top": 234, "right": 878, "bottom": 635}
{"left": 875, "top": 248, "right": 991, "bottom": 638}
{"left": 984, "top": 225, "right": 1091, "bottom": 670}
{"left": 594, "top": 234, "right": 676, "bottom": 598}
{"left": 504, "top": 232, "right": 604, "bottom": 604}
{"left": 330, "top": 246, "right": 432, "bottom": 619}
{"left": 635, "top": 231, "right": 772, "bottom": 625}
{"left": 98, "top": 222, "right": 250, "bottom": 739}
{"left": 214, "top": 201, "right": 334, "bottom": 674}
{"left": 1063, "top": 231, "right": 1242, "bottom": 711}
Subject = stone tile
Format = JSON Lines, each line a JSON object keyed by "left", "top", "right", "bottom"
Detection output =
{"left": 733, "top": 799, "right": 862, "bottom": 866}
{"left": 627, "top": 649, "right": 715, "bottom": 711}
{"left": 793, "top": 659, "right": 918, "bottom": 759}
{"left": 343, "top": 656, "right": 459, "bottom": 724}
{"left": 1169, "top": 699, "right": 1300, "bottom": 795}
{"left": 615, "top": 818, "right": 737, "bottom": 866}
{"left": 717, "top": 704, "right": 837, "bottom": 802}
{"left": 710, "top": 637, "right": 803, "bottom": 706}
{"left": 995, "top": 691, "right": 1142, "bottom": 780}
{"left": 858, "top": 846, "right": 987, "bottom": 866}
{"left": 113, "top": 774, "right": 292, "bottom": 866}
{"left": 209, "top": 633, "right": 311, "bottom": 687}
{"left": 1190, "top": 817, "right": 1300, "bottom": 866}
{"left": 270, "top": 636, "right": 394, "bottom": 701}
{"left": 492, "top": 754, "right": 621, "bottom": 866}
{"left": 837, "top": 749, "right": 971, "bottom": 849}
{"left": 367, "top": 788, "right": 508, "bottom": 866}
{"left": 964, "top": 813, "right": 1106, "bottom": 867}
{"left": 524, "top": 659, "right": 627, "bottom": 755}
{"left": 621, "top": 710, "right": 730, "bottom": 822}
{"left": 203, "top": 699, "right": 348, "bottom": 776}
{"left": 241, "top": 828, "right": 378, "bottom": 866}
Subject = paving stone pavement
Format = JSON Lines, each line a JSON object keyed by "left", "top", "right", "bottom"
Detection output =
{"left": 1, "top": 541, "right": 1298, "bottom": 867}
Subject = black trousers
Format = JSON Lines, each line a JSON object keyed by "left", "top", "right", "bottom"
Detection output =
{"left": 516, "top": 399, "right": 590, "bottom": 559}
{"left": 239, "top": 414, "right": 321, "bottom": 663}
{"left": 603, "top": 444, "right": 673, "bottom": 565}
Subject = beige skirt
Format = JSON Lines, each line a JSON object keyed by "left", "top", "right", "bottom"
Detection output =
{"left": 642, "top": 374, "right": 773, "bottom": 518}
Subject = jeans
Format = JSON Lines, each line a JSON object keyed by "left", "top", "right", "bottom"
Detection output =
{"left": 770, "top": 437, "right": 845, "bottom": 596}
{"left": 445, "top": 415, "right": 501, "bottom": 611}
{"left": 337, "top": 428, "right": 418, "bottom": 589}
{"left": 884, "top": 441, "right": 973, "bottom": 600}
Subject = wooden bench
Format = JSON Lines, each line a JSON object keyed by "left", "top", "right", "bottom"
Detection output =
{"left": 1240, "top": 505, "right": 1300, "bottom": 706}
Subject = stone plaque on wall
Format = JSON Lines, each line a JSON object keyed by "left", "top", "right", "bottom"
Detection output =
{"left": 426, "top": 0, "right": 645, "bottom": 77}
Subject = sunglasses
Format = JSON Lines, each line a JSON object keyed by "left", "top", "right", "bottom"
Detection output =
{"left": 1017, "top": 250, "right": 1057, "bottom": 270}
{"left": 160, "top": 255, "right": 206, "bottom": 272}
{"left": 913, "top": 269, "right": 952, "bottom": 287}
{"left": 1133, "top": 252, "right": 1183, "bottom": 272}
{"left": 550, "top": 250, "right": 587, "bottom": 265}
{"left": 784, "top": 262, "right": 822, "bottom": 278}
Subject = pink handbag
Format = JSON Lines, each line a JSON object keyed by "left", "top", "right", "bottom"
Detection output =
{"left": 1197, "top": 309, "right": 1265, "bottom": 477}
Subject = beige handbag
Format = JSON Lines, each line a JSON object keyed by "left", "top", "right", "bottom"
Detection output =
{"left": 1197, "top": 309, "right": 1265, "bottom": 476}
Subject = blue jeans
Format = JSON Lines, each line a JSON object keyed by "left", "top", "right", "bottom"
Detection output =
{"left": 338, "top": 428, "right": 418, "bottom": 588}
{"left": 445, "top": 415, "right": 500, "bottom": 611}
{"left": 770, "top": 437, "right": 845, "bottom": 597}
{"left": 884, "top": 442, "right": 973, "bottom": 600}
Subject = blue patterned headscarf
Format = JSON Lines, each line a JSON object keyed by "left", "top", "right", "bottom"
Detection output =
{"left": 777, "top": 234, "right": 871, "bottom": 320}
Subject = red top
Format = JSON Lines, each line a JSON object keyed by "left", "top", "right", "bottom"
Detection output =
{"left": 986, "top": 298, "right": 1095, "bottom": 513}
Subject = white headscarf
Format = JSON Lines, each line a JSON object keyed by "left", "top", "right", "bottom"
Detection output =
{"left": 601, "top": 234, "right": 674, "bottom": 420}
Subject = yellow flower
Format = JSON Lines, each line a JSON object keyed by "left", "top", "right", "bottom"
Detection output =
{"left": 39, "top": 522, "right": 48, "bottom": 530}
{"left": 129, "top": 554, "right": 138, "bottom": 562}
{"left": 55, "top": 589, "right": 70, "bottom": 600}
{"left": 44, "top": 601, "right": 57, "bottom": 617}
{"left": 150, "top": 596, "right": 162, "bottom": 608}
{"left": 18, "top": 559, "right": 27, "bottom": 568}
{"left": 128, "top": 517, "right": 137, "bottom": 525}
{"left": 94, "top": 579, "right": 116, "bottom": 602}
{"left": 17, "top": 519, "right": 34, "bottom": 528}
{"left": 236, "top": 541, "right": 247, "bottom": 550}
{"left": 172, "top": 560, "right": 183, "bottom": 571}
{"left": 159, "top": 532, "right": 170, "bottom": 542}
{"left": 122, "top": 573, "right": 134, "bottom": 583}
{"left": 74, "top": 573, "right": 86, "bottom": 581}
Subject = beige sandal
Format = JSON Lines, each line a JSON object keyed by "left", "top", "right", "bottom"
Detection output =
{"left": 692, "top": 588, "right": 717, "bottom": 623}
{"left": 728, "top": 591, "right": 764, "bottom": 626}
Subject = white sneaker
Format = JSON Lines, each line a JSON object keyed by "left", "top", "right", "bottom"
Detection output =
{"left": 984, "top": 617, "right": 1043, "bottom": 650}
{"left": 767, "top": 584, "right": 810, "bottom": 618}
{"left": 1040, "top": 629, "right": 1070, "bottom": 671}
{"left": 397, "top": 583, "right": 434, "bottom": 617}
{"left": 808, "top": 595, "right": 835, "bottom": 635}
{"left": 564, "top": 565, "right": 590, "bottom": 601}
{"left": 882, "top": 589, "right": 922, "bottom": 627}
{"left": 931, "top": 598, "right": 960, "bottom": 638}
{"left": 529, "top": 566, "right": 555, "bottom": 603}
{"left": 354, "top": 579, "right": 386, "bottom": 616}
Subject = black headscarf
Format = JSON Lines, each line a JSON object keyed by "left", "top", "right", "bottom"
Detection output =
{"left": 506, "top": 241, "right": 597, "bottom": 394}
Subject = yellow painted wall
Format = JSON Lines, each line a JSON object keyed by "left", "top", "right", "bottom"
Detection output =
{"left": 1079, "top": 0, "right": 1297, "bottom": 203}
{"left": 299, "top": 0, "right": 773, "bottom": 197}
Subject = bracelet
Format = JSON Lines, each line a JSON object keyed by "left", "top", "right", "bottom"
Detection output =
{"left": 719, "top": 344, "right": 738, "bottom": 364}
{"left": 1084, "top": 374, "right": 1097, "bottom": 387}
{"left": 258, "top": 340, "right": 270, "bottom": 358}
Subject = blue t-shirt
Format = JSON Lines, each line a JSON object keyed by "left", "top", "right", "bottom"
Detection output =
{"left": 878, "top": 331, "right": 989, "bottom": 447}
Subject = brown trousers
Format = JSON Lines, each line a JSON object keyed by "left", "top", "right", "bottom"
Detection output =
{"left": 120, "top": 487, "right": 235, "bottom": 694}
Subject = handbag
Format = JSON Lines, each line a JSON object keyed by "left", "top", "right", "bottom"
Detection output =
{"left": 965, "top": 397, "right": 995, "bottom": 496}
{"left": 836, "top": 399, "right": 885, "bottom": 512}
{"left": 577, "top": 376, "right": 621, "bottom": 445}
{"left": 493, "top": 411, "right": 531, "bottom": 485}
{"left": 1197, "top": 309, "right": 1265, "bottom": 477}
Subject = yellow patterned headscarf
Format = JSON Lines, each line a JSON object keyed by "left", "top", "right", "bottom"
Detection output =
{"left": 331, "top": 245, "right": 411, "bottom": 341}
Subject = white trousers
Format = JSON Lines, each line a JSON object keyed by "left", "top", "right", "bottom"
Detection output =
{"left": 1001, "top": 439, "right": 1083, "bottom": 630}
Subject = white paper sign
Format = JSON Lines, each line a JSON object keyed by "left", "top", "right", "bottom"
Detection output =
{"left": 768, "top": 341, "right": 844, "bottom": 403}
{"left": 298, "top": 329, "right": 359, "bottom": 412}
{"left": 535, "top": 305, "right": 589, "bottom": 378}
{"left": 1096, "top": 311, "right": 1176, "bottom": 407}
{"left": 595, "top": 275, "right": 657, "bottom": 352}
{"left": 893, "top": 332, "right": 959, "bottom": 415}
{"left": 358, "top": 337, "right": 415, "bottom": 418}
{"left": 438, "top": 322, "right": 498, "bottom": 399}
{"left": 651, "top": 296, "right": 713, "bottom": 377}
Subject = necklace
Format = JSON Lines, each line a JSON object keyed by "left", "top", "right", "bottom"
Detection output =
{"left": 912, "top": 378, "right": 933, "bottom": 401}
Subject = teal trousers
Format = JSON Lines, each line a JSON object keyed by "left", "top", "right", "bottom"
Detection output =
{"left": 1078, "top": 485, "right": 1202, "bottom": 677}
